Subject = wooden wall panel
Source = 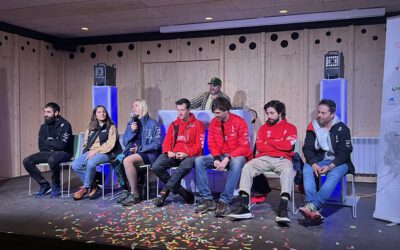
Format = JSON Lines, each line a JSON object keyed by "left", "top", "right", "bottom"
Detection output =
{"left": 97, "top": 42, "right": 141, "bottom": 131}
{"left": 0, "top": 31, "right": 18, "bottom": 177}
{"left": 141, "top": 40, "right": 178, "bottom": 63}
{"left": 353, "top": 24, "right": 385, "bottom": 136}
{"left": 144, "top": 62, "right": 180, "bottom": 117}
{"left": 18, "top": 36, "right": 41, "bottom": 175}
{"left": 265, "top": 30, "right": 308, "bottom": 142}
{"left": 224, "top": 33, "right": 264, "bottom": 131}
{"left": 180, "top": 36, "right": 220, "bottom": 61}
{"left": 41, "top": 42, "right": 64, "bottom": 108}
{"left": 0, "top": 32, "right": 14, "bottom": 57}
{"left": 63, "top": 44, "right": 99, "bottom": 134}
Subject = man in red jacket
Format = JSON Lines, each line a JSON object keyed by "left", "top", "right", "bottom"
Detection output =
{"left": 152, "top": 98, "right": 205, "bottom": 207}
{"left": 195, "top": 97, "right": 253, "bottom": 217}
{"left": 228, "top": 100, "right": 297, "bottom": 223}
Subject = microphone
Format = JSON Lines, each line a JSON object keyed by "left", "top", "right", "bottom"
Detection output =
{"left": 130, "top": 113, "right": 141, "bottom": 131}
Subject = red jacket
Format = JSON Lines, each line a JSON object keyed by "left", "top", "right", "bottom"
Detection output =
{"left": 208, "top": 113, "right": 253, "bottom": 159}
{"left": 256, "top": 118, "right": 297, "bottom": 160}
{"left": 162, "top": 113, "right": 205, "bottom": 157}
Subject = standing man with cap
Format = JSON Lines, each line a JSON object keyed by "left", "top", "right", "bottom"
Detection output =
{"left": 190, "top": 77, "right": 230, "bottom": 110}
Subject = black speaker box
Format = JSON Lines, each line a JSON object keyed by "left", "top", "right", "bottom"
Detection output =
{"left": 94, "top": 63, "right": 116, "bottom": 86}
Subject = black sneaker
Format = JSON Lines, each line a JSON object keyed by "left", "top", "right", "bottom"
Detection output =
{"left": 178, "top": 187, "right": 195, "bottom": 204}
{"left": 116, "top": 190, "right": 130, "bottom": 203}
{"left": 50, "top": 185, "right": 61, "bottom": 198}
{"left": 35, "top": 184, "right": 51, "bottom": 198}
{"left": 195, "top": 199, "right": 216, "bottom": 213}
{"left": 88, "top": 186, "right": 102, "bottom": 200}
{"left": 215, "top": 201, "right": 228, "bottom": 217}
{"left": 153, "top": 188, "right": 170, "bottom": 207}
{"left": 121, "top": 193, "right": 141, "bottom": 206}
{"left": 228, "top": 203, "right": 253, "bottom": 219}
{"left": 276, "top": 198, "right": 290, "bottom": 223}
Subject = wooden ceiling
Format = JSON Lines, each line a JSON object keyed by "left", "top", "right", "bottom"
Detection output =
{"left": 1, "top": 0, "right": 400, "bottom": 38}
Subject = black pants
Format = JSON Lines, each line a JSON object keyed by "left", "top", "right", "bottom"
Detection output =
{"left": 23, "top": 151, "right": 71, "bottom": 186}
{"left": 151, "top": 154, "right": 195, "bottom": 194}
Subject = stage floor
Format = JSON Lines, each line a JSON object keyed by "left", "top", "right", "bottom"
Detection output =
{"left": 0, "top": 171, "right": 399, "bottom": 249}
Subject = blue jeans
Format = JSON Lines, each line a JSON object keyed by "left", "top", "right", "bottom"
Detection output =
{"left": 303, "top": 159, "right": 348, "bottom": 210}
{"left": 72, "top": 152, "right": 110, "bottom": 188}
{"left": 195, "top": 154, "right": 246, "bottom": 204}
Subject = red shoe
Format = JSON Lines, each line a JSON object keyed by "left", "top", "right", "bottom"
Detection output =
{"left": 299, "top": 203, "right": 324, "bottom": 224}
{"left": 251, "top": 194, "right": 267, "bottom": 204}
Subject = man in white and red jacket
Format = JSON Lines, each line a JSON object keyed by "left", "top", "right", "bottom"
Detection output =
{"left": 195, "top": 97, "right": 253, "bottom": 217}
{"left": 228, "top": 100, "right": 297, "bottom": 223}
{"left": 152, "top": 98, "right": 205, "bottom": 207}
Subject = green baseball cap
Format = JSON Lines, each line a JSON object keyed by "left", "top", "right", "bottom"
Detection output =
{"left": 208, "top": 77, "right": 222, "bottom": 86}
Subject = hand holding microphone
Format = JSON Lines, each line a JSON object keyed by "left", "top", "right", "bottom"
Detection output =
{"left": 130, "top": 113, "right": 140, "bottom": 131}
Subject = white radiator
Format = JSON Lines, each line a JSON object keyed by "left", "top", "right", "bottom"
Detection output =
{"left": 352, "top": 137, "right": 379, "bottom": 174}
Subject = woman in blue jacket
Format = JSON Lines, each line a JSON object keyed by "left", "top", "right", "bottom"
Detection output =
{"left": 118, "top": 99, "right": 161, "bottom": 206}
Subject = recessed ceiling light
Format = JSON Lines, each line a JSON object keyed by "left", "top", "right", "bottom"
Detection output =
{"left": 81, "top": 27, "right": 89, "bottom": 31}
{"left": 279, "top": 10, "right": 288, "bottom": 14}
{"left": 205, "top": 17, "right": 213, "bottom": 21}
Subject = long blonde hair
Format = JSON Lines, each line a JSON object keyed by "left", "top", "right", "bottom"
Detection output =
{"left": 134, "top": 99, "right": 149, "bottom": 118}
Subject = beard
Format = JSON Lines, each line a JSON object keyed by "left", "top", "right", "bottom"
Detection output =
{"left": 45, "top": 116, "right": 57, "bottom": 125}
{"left": 317, "top": 118, "right": 328, "bottom": 127}
{"left": 267, "top": 117, "right": 279, "bottom": 125}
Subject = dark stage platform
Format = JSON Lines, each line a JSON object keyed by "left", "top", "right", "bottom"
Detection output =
{"left": 0, "top": 171, "right": 398, "bottom": 250}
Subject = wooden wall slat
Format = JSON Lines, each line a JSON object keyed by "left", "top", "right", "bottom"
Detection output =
{"left": 18, "top": 36, "right": 41, "bottom": 175}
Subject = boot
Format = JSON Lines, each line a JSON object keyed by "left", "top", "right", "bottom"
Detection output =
{"left": 177, "top": 187, "right": 195, "bottom": 204}
{"left": 153, "top": 187, "right": 170, "bottom": 207}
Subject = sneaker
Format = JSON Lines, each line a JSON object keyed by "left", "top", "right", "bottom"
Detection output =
{"left": 88, "top": 185, "right": 102, "bottom": 200}
{"left": 299, "top": 203, "right": 324, "bottom": 224}
{"left": 116, "top": 190, "right": 131, "bottom": 203}
{"left": 153, "top": 188, "right": 170, "bottom": 207}
{"left": 73, "top": 187, "right": 88, "bottom": 200}
{"left": 215, "top": 201, "right": 228, "bottom": 217}
{"left": 50, "top": 185, "right": 61, "bottom": 198}
{"left": 251, "top": 194, "right": 267, "bottom": 204}
{"left": 35, "top": 184, "right": 51, "bottom": 198}
{"left": 276, "top": 198, "right": 290, "bottom": 223}
{"left": 121, "top": 193, "right": 141, "bottom": 206}
{"left": 195, "top": 199, "right": 216, "bottom": 213}
{"left": 228, "top": 203, "right": 253, "bottom": 219}
{"left": 178, "top": 187, "right": 195, "bottom": 204}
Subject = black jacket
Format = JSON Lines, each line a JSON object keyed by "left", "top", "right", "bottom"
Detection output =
{"left": 38, "top": 116, "right": 73, "bottom": 156}
{"left": 302, "top": 121, "right": 355, "bottom": 174}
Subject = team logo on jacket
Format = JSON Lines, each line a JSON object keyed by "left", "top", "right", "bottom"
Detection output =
{"left": 267, "top": 131, "right": 272, "bottom": 137}
{"left": 177, "top": 135, "right": 187, "bottom": 142}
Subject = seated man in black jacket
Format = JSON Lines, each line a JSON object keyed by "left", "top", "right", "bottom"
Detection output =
{"left": 23, "top": 102, "right": 73, "bottom": 198}
{"left": 300, "top": 99, "right": 354, "bottom": 224}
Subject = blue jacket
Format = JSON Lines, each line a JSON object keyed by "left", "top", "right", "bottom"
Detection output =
{"left": 122, "top": 115, "right": 161, "bottom": 164}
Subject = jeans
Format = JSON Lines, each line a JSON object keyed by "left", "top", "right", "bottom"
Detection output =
{"left": 71, "top": 152, "right": 110, "bottom": 188}
{"left": 151, "top": 154, "right": 195, "bottom": 194}
{"left": 23, "top": 151, "right": 71, "bottom": 186}
{"left": 303, "top": 159, "right": 348, "bottom": 210}
{"left": 195, "top": 154, "right": 246, "bottom": 204}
